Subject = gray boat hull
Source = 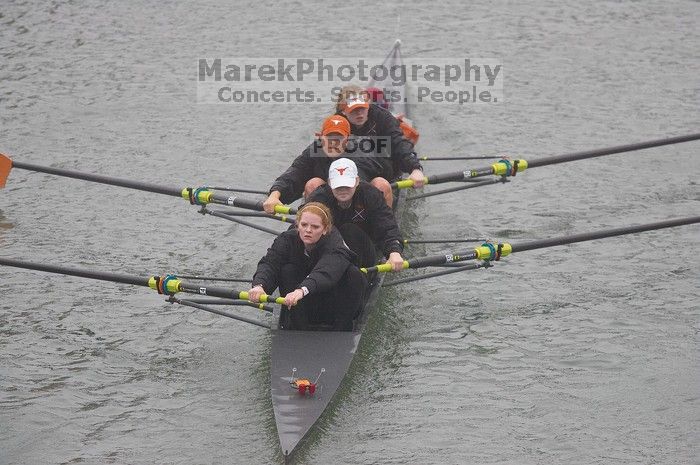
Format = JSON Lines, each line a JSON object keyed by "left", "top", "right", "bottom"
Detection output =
{"left": 270, "top": 329, "right": 362, "bottom": 456}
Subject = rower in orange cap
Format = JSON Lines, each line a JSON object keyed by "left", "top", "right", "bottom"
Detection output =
{"left": 335, "top": 85, "right": 424, "bottom": 208}
{"left": 263, "top": 114, "right": 354, "bottom": 214}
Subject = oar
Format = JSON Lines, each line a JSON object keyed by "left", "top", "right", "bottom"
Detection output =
{"left": 172, "top": 296, "right": 273, "bottom": 308}
{"left": 200, "top": 207, "right": 282, "bottom": 236}
{"left": 402, "top": 238, "right": 488, "bottom": 245}
{"left": 201, "top": 186, "right": 268, "bottom": 195}
{"left": 394, "top": 132, "right": 700, "bottom": 189}
{"left": 0, "top": 154, "right": 296, "bottom": 215}
{"left": 362, "top": 216, "right": 700, "bottom": 273}
{"left": 205, "top": 207, "right": 297, "bottom": 224}
{"left": 384, "top": 262, "right": 489, "bottom": 286}
{"left": 168, "top": 297, "right": 272, "bottom": 328}
{"left": 0, "top": 257, "right": 287, "bottom": 306}
{"left": 174, "top": 275, "right": 251, "bottom": 283}
{"left": 406, "top": 177, "right": 507, "bottom": 201}
{"left": 418, "top": 155, "right": 500, "bottom": 161}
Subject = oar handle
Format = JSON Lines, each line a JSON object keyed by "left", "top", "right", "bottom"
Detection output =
{"left": 361, "top": 261, "right": 410, "bottom": 274}
{"left": 237, "top": 291, "right": 287, "bottom": 305}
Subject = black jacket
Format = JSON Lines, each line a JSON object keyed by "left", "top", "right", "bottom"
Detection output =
{"left": 252, "top": 227, "right": 357, "bottom": 296}
{"left": 340, "top": 105, "right": 422, "bottom": 180}
{"left": 268, "top": 139, "right": 376, "bottom": 204}
{"left": 306, "top": 182, "right": 404, "bottom": 256}
{"left": 268, "top": 140, "right": 335, "bottom": 204}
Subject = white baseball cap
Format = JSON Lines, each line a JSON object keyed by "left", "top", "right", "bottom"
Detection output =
{"left": 328, "top": 158, "right": 358, "bottom": 189}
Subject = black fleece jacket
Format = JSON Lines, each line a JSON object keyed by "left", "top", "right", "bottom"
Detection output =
{"left": 251, "top": 226, "right": 358, "bottom": 296}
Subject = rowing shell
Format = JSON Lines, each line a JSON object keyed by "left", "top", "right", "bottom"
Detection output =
{"left": 270, "top": 40, "right": 409, "bottom": 460}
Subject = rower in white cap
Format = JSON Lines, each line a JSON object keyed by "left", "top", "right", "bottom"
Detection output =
{"left": 306, "top": 158, "right": 406, "bottom": 271}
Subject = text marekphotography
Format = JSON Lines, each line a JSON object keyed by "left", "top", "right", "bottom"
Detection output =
{"left": 196, "top": 58, "right": 503, "bottom": 105}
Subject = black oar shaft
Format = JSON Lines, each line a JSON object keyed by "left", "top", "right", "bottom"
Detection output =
{"left": 175, "top": 275, "right": 250, "bottom": 283}
{"left": 527, "top": 133, "right": 700, "bottom": 169}
{"left": 511, "top": 216, "right": 700, "bottom": 253}
{"left": 203, "top": 186, "right": 268, "bottom": 195}
{"left": 175, "top": 297, "right": 274, "bottom": 313}
{"left": 202, "top": 208, "right": 281, "bottom": 235}
{"left": 424, "top": 166, "right": 495, "bottom": 184}
{"left": 418, "top": 251, "right": 477, "bottom": 267}
{"left": 209, "top": 194, "right": 265, "bottom": 211}
{"left": 384, "top": 262, "right": 487, "bottom": 286}
{"left": 212, "top": 209, "right": 296, "bottom": 224}
{"left": 403, "top": 238, "right": 487, "bottom": 244}
{"left": 407, "top": 178, "right": 505, "bottom": 200}
{"left": 419, "top": 156, "right": 498, "bottom": 161}
{"left": 407, "top": 132, "right": 700, "bottom": 188}
{"left": 175, "top": 298, "right": 271, "bottom": 329}
{"left": 12, "top": 161, "right": 182, "bottom": 197}
{"left": 0, "top": 257, "right": 150, "bottom": 287}
{"left": 8, "top": 158, "right": 296, "bottom": 215}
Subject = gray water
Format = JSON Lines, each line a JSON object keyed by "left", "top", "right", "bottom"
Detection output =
{"left": 1, "top": 1, "right": 699, "bottom": 464}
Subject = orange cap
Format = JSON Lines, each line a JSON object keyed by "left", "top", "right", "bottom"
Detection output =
{"left": 342, "top": 93, "right": 370, "bottom": 112}
{"left": 321, "top": 115, "right": 351, "bottom": 137}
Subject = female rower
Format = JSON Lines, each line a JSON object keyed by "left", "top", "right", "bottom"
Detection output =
{"left": 262, "top": 115, "right": 352, "bottom": 214}
{"left": 335, "top": 85, "right": 425, "bottom": 207}
{"left": 247, "top": 202, "right": 366, "bottom": 331}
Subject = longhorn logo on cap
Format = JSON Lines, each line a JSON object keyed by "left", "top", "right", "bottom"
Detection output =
{"left": 335, "top": 167, "right": 348, "bottom": 175}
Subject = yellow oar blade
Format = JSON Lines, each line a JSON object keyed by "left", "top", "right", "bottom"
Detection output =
{"left": 0, "top": 153, "right": 12, "bottom": 189}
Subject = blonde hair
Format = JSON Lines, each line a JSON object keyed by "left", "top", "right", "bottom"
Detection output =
{"left": 335, "top": 85, "right": 370, "bottom": 113}
{"left": 297, "top": 201, "right": 333, "bottom": 229}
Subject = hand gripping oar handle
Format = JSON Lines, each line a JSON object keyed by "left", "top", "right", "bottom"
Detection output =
{"left": 362, "top": 216, "right": 700, "bottom": 273}
{"left": 0, "top": 257, "right": 287, "bottom": 305}
{"left": 393, "top": 132, "right": 700, "bottom": 189}
{"left": 0, "top": 155, "right": 296, "bottom": 215}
